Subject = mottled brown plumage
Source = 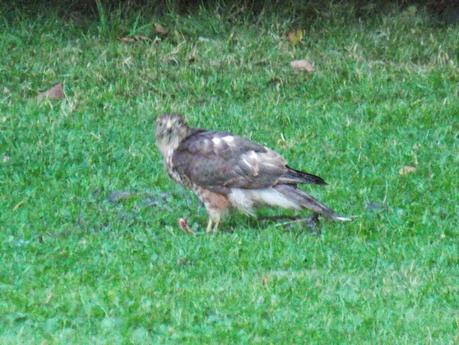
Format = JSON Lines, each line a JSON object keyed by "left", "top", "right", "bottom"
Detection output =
{"left": 155, "top": 113, "right": 350, "bottom": 233}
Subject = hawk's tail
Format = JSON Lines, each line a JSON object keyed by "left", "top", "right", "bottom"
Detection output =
{"left": 274, "top": 184, "right": 351, "bottom": 221}
{"left": 280, "top": 166, "right": 327, "bottom": 185}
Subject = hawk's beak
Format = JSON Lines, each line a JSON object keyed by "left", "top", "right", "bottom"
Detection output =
{"left": 166, "top": 120, "right": 173, "bottom": 134}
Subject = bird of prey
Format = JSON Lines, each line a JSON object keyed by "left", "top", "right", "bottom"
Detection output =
{"left": 155, "top": 113, "right": 351, "bottom": 233}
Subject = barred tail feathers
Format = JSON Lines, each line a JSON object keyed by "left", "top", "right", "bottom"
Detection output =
{"left": 274, "top": 184, "right": 351, "bottom": 221}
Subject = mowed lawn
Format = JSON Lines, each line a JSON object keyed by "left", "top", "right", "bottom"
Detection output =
{"left": 0, "top": 3, "right": 458, "bottom": 344}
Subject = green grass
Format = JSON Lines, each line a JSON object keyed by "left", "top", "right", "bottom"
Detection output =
{"left": 1, "top": 3, "right": 458, "bottom": 344}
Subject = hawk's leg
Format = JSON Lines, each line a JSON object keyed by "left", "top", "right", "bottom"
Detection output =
{"left": 206, "top": 219, "right": 214, "bottom": 233}
{"left": 205, "top": 209, "right": 224, "bottom": 234}
{"left": 205, "top": 218, "right": 220, "bottom": 233}
{"left": 197, "top": 188, "right": 230, "bottom": 234}
{"left": 212, "top": 219, "right": 220, "bottom": 233}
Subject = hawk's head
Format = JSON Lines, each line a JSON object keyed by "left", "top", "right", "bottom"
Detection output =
{"left": 155, "top": 113, "right": 190, "bottom": 155}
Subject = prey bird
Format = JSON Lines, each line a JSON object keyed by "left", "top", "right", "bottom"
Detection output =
{"left": 155, "top": 113, "right": 351, "bottom": 233}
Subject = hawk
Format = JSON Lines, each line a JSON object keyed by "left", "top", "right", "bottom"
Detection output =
{"left": 155, "top": 113, "right": 351, "bottom": 233}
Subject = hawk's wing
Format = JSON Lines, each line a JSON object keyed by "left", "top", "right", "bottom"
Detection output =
{"left": 172, "top": 130, "right": 288, "bottom": 193}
